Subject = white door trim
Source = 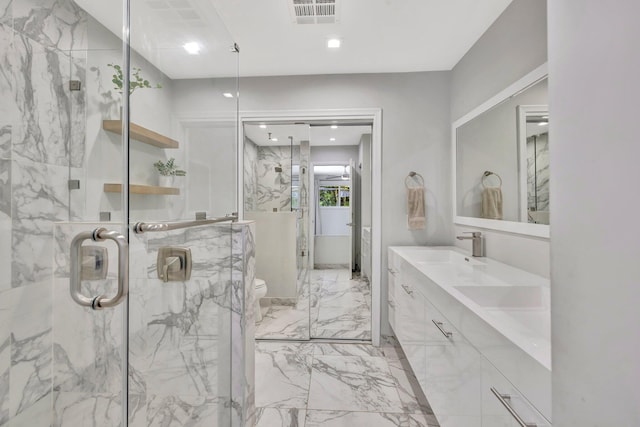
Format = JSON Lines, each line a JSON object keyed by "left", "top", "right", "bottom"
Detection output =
{"left": 238, "top": 108, "right": 382, "bottom": 346}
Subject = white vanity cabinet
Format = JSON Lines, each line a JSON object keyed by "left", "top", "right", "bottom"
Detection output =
{"left": 388, "top": 247, "right": 552, "bottom": 427}
{"left": 393, "top": 261, "right": 482, "bottom": 426}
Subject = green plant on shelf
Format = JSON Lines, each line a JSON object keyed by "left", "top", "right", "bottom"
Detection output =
{"left": 108, "top": 63, "right": 162, "bottom": 95}
{"left": 154, "top": 158, "right": 186, "bottom": 176}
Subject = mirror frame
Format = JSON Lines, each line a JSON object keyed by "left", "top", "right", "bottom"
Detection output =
{"left": 452, "top": 63, "right": 550, "bottom": 238}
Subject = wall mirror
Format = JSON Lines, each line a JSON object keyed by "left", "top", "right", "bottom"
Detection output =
{"left": 453, "top": 65, "right": 550, "bottom": 237}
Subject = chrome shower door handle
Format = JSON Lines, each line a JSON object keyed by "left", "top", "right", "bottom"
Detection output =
{"left": 70, "top": 228, "right": 129, "bottom": 310}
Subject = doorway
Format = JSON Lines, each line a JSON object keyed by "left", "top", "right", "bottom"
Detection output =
{"left": 239, "top": 111, "right": 381, "bottom": 344}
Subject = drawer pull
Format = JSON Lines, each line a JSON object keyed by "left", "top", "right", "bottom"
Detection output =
{"left": 490, "top": 387, "right": 537, "bottom": 427}
{"left": 431, "top": 320, "right": 453, "bottom": 338}
{"left": 400, "top": 284, "right": 414, "bottom": 296}
{"left": 389, "top": 300, "right": 396, "bottom": 308}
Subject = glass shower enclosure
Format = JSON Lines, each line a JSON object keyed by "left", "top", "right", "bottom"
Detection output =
{"left": 0, "top": 0, "right": 248, "bottom": 426}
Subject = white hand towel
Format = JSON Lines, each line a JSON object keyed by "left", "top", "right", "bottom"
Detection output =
{"left": 481, "top": 187, "right": 503, "bottom": 220}
{"left": 407, "top": 187, "right": 426, "bottom": 230}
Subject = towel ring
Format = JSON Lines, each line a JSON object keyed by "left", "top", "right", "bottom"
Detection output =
{"left": 481, "top": 171, "right": 502, "bottom": 188}
{"left": 405, "top": 171, "right": 425, "bottom": 188}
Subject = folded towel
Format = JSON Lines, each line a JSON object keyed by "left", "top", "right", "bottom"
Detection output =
{"left": 407, "top": 187, "right": 426, "bottom": 230}
{"left": 482, "top": 187, "right": 503, "bottom": 220}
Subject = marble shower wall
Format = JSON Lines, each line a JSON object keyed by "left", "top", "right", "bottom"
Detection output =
{"left": 0, "top": 0, "right": 88, "bottom": 424}
{"left": 52, "top": 221, "right": 256, "bottom": 427}
{"left": 244, "top": 137, "right": 258, "bottom": 212}
{"left": 297, "top": 141, "right": 310, "bottom": 302}
{"left": 252, "top": 144, "right": 299, "bottom": 212}
{"left": 527, "top": 132, "right": 550, "bottom": 212}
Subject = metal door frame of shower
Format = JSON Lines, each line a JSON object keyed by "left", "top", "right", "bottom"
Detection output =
{"left": 237, "top": 108, "right": 383, "bottom": 346}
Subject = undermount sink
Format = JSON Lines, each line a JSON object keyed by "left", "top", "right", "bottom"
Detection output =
{"left": 453, "top": 285, "right": 548, "bottom": 309}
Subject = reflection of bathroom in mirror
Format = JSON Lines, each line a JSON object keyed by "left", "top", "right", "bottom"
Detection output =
{"left": 455, "top": 76, "right": 549, "bottom": 227}
{"left": 518, "top": 106, "right": 550, "bottom": 225}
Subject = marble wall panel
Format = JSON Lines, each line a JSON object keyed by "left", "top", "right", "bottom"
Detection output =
{"left": 527, "top": 132, "right": 550, "bottom": 212}
{"left": 8, "top": 282, "right": 53, "bottom": 424}
{"left": 11, "top": 35, "right": 78, "bottom": 167}
{"left": 0, "top": 289, "right": 11, "bottom": 425}
{"left": 0, "top": 0, "right": 11, "bottom": 27}
{"left": 230, "top": 221, "right": 255, "bottom": 427}
{"left": 53, "top": 392, "right": 122, "bottom": 427}
{"left": 52, "top": 221, "right": 255, "bottom": 427}
{"left": 12, "top": 0, "right": 87, "bottom": 52}
{"left": 12, "top": 157, "right": 69, "bottom": 287}
{"left": 0, "top": 126, "right": 10, "bottom": 294}
{"left": 255, "top": 146, "right": 298, "bottom": 212}
{"left": 244, "top": 137, "right": 258, "bottom": 212}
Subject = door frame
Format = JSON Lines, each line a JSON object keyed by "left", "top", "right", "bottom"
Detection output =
{"left": 238, "top": 109, "right": 382, "bottom": 346}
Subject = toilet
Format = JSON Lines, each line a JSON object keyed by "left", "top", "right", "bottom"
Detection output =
{"left": 254, "top": 278, "right": 268, "bottom": 322}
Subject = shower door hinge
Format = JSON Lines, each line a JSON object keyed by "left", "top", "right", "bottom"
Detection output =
{"left": 68, "top": 179, "right": 80, "bottom": 190}
{"left": 69, "top": 80, "right": 82, "bottom": 91}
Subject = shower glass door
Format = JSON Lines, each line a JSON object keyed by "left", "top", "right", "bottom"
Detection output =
{"left": 1, "top": 0, "right": 240, "bottom": 425}
{"left": 245, "top": 123, "right": 312, "bottom": 340}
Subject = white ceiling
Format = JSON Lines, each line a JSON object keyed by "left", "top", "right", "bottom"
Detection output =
{"left": 245, "top": 123, "right": 372, "bottom": 146}
{"left": 76, "top": 0, "right": 513, "bottom": 79}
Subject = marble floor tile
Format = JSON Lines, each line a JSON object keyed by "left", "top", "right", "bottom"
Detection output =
{"left": 380, "top": 335, "right": 405, "bottom": 360}
{"left": 255, "top": 304, "right": 310, "bottom": 340}
{"left": 307, "top": 355, "right": 403, "bottom": 412}
{"left": 256, "top": 407, "right": 306, "bottom": 427}
{"left": 313, "top": 343, "right": 384, "bottom": 358}
{"left": 255, "top": 342, "right": 440, "bottom": 427}
{"left": 388, "top": 357, "right": 434, "bottom": 415}
{"left": 257, "top": 268, "right": 372, "bottom": 340}
{"left": 255, "top": 342, "right": 313, "bottom": 409}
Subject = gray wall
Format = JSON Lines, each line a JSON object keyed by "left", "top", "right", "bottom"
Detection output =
{"left": 175, "top": 71, "right": 452, "bottom": 335}
{"left": 549, "top": 0, "right": 640, "bottom": 424}
{"left": 451, "top": 0, "right": 548, "bottom": 121}
{"left": 310, "top": 145, "right": 359, "bottom": 164}
{"left": 450, "top": 0, "right": 550, "bottom": 278}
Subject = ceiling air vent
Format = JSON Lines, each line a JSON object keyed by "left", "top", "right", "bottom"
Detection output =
{"left": 289, "top": 0, "right": 339, "bottom": 24}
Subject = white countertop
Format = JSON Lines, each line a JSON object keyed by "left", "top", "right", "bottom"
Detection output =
{"left": 390, "top": 246, "right": 551, "bottom": 371}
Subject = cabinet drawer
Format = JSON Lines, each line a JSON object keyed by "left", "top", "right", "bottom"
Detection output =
{"left": 481, "top": 358, "right": 551, "bottom": 427}
{"left": 421, "top": 325, "right": 482, "bottom": 421}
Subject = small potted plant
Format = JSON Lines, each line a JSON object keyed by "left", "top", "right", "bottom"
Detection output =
{"left": 108, "top": 63, "right": 162, "bottom": 95}
{"left": 154, "top": 158, "right": 186, "bottom": 187}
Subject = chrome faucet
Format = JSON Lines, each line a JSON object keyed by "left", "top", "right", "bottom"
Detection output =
{"left": 456, "top": 232, "right": 483, "bottom": 257}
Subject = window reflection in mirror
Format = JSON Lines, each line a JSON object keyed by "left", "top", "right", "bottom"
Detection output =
{"left": 456, "top": 77, "right": 548, "bottom": 225}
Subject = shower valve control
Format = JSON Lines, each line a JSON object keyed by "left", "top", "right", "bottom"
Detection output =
{"left": 157, "top": 247, "right": 192, "bottom": 283}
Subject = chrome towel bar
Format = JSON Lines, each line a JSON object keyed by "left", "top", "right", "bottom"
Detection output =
{"left": 133, "top": 215, "right": 238, "bottom": 234}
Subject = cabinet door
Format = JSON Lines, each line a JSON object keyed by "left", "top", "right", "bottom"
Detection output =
{"left": 481, "top": 358, "right": 551, "bottom": 427}
{"left": 422, "top": 319, "right": 482, "bottom": 424}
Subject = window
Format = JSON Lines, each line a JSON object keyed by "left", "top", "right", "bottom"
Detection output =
{"left": 319, "top": 185, "right": 350, "bottom": 207}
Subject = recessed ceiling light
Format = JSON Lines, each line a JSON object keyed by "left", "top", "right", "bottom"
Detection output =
{"left": 327, "top": 38, "right": 341, "bottom": 49}
{"left": 183, "top": 42, "right": 201, "bottom": 55}
{"left": 223, "top": 92, "right": 234, "bottom": 98}
{"left": 538, "top": 122, "right": 548, "bottom": 126}
{"left": 259, "top": 124, "right": 267, "bottom": 129}
{"left": 331, "top": 125, "right": 338, "bottom": 129}
{"left": 330, "top": 137, "right": 336, "bottom": 141}
{"left": 272, "top": 137, "right": 278, "bottom": 142}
